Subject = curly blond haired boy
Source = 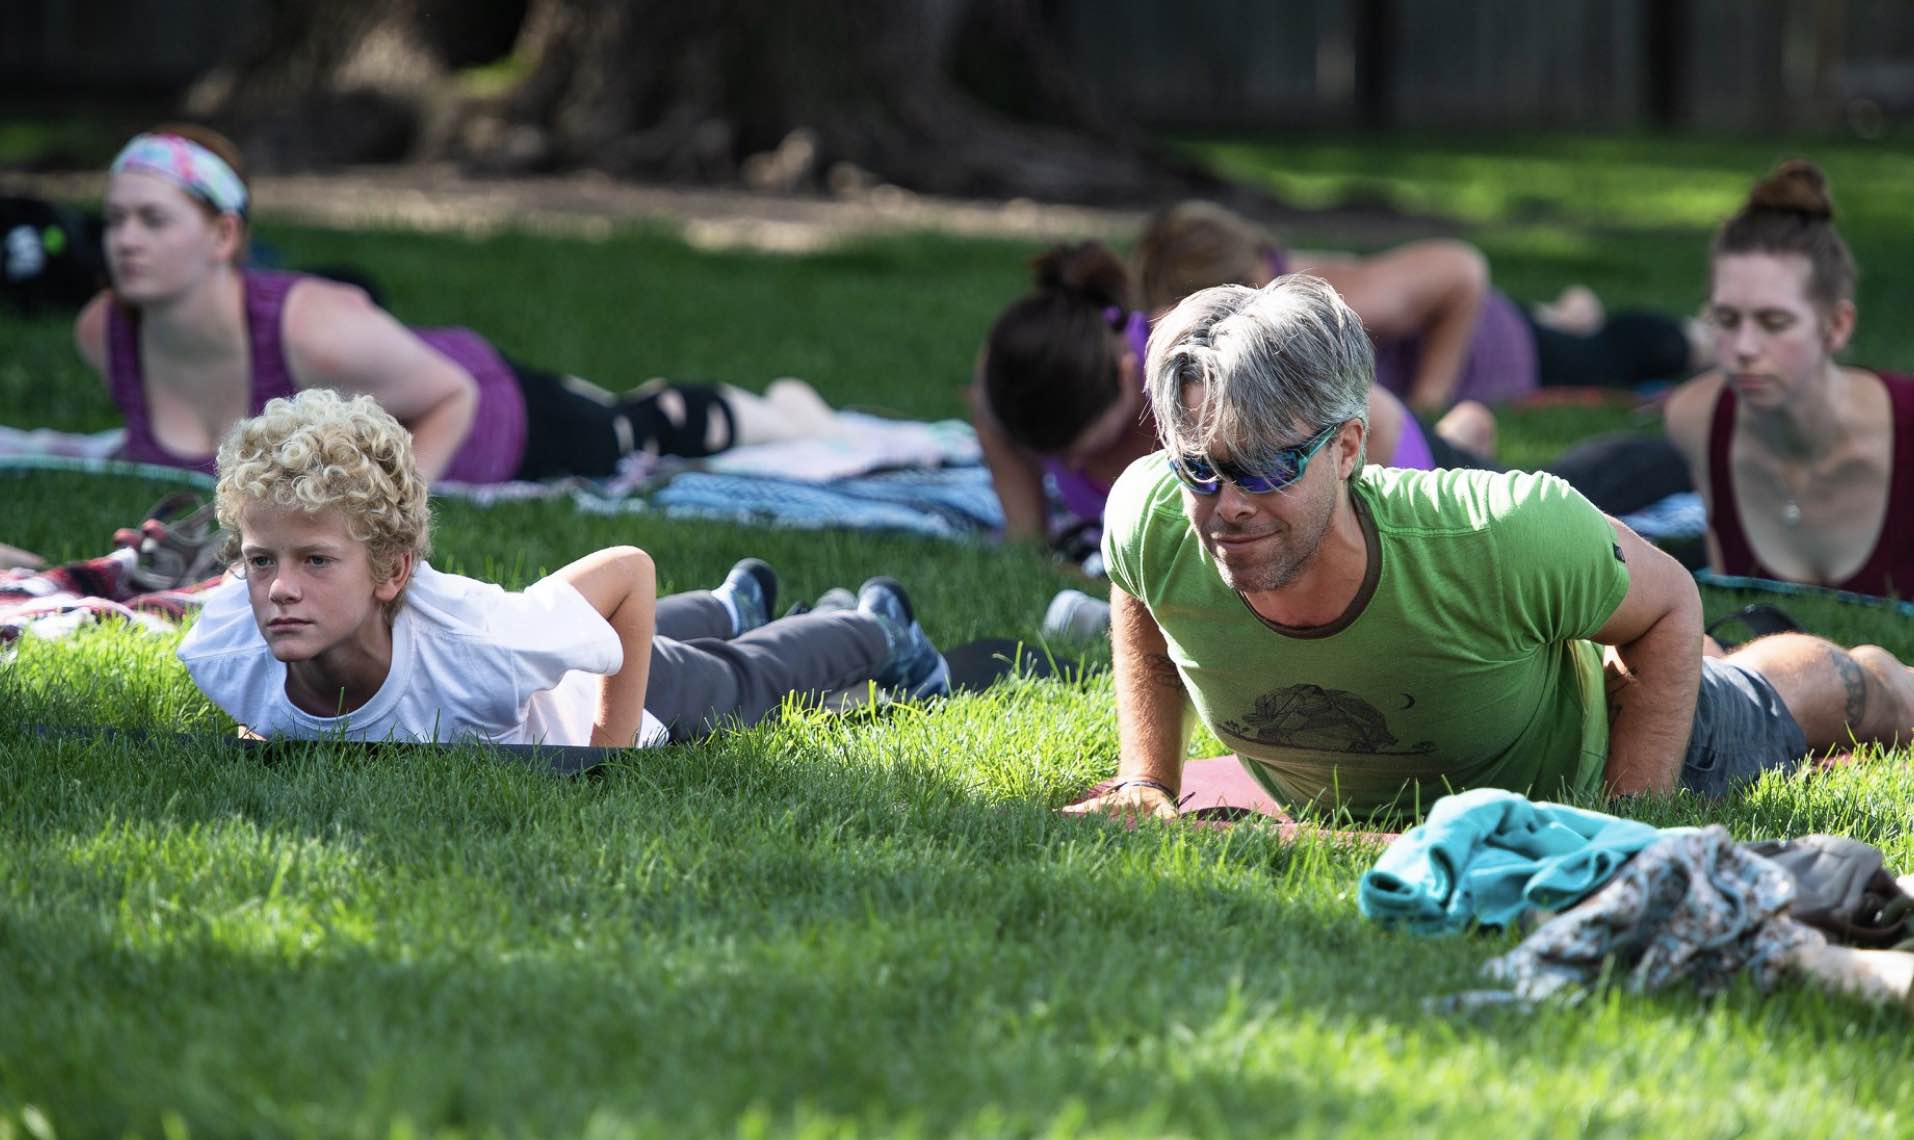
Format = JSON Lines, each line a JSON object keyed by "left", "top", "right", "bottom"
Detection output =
{"left": 179, "top": 389, "right": 947, "bottom": 747}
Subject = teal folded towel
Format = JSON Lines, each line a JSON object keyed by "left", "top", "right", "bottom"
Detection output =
{"left": 1359, "top": 787, "right": 1682, "bottom": 935}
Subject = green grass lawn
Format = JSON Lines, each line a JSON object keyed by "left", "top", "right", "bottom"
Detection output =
{"left": 5, "top": 132, "right": 1914, "bottom": 1137}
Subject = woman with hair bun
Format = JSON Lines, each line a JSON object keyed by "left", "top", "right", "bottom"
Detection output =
{"left": 74, "top": 125, "right": 835, "bottom": 484}
{"left": 1664, "top": 159, "right": 1913, "bottom": 598}
{"left": 970, "top": 241, "right": 1476, "bottom": 545}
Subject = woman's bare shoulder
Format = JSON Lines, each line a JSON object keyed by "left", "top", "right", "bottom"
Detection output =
{"left": 1287, "top": 249, "right": 1359, "bottom": 279}
{"left": 1661, "top": 371, "right": 1726, "bottom": 459}
{"left": 73, "top": 290, "right": 115, "bottom": 373}
{"left": 281, "top": 274, "right": 378, "bottom": 326}
{"left": 1842, "top": 364, "right": 1897, "bottom": 406}
{"left": 280, "top": 274, "right": 394, "bottom": 371}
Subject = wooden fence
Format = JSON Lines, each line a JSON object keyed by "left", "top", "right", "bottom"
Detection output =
{"left": 1056, "top": 0, "right": 1914, "bottom": 134}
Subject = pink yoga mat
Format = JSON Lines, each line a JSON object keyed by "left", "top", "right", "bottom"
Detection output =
{"left": 1069, "top": 756, "right": 1399, "bottom": 845}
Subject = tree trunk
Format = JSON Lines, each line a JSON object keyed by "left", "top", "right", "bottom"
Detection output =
{"left": 190, "top": 0, "right": 1264, "bottom": 207}
{"left": 473, "top": 0, "right": 1240, "bottom": 204}
{"left": 185, "top": 0, "right": 526, "bottom": 170}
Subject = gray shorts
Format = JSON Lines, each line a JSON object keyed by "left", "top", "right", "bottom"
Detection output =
{"left": 1678, "top": 658, "right": 1810, "bottom": 797}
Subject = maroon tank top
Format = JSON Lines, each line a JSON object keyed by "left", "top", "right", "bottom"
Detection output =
{"left": 1706, "top": 370, "right": 1914, "bottom": 598}
{"left": 107, "top": 270, "right": 528, "bottom": 482}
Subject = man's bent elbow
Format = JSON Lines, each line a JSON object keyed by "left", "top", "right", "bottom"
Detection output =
{"left": 1636, "top": 536, "right": 1706, "bottom": 649}
{"left": 1667, "top": 568, "right": 1707, "bottom": 650}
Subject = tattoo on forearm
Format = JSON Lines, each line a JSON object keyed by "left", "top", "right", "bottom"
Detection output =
{"left": 1142, "top": 652, "right": 1183, "bottom": 691}
{"left": 1834, "top": 648, "right": 1869, "bottom": 727}
{"left": 1605, "top": 666, "right": 1633, "bottom": 727}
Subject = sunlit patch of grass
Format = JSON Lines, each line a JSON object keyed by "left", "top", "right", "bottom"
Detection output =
{"left": 1188, "top": 131, "right": 1914, "bottom": 235}
{"left": 454, "top": 53, "right": 532, "bottom": 99}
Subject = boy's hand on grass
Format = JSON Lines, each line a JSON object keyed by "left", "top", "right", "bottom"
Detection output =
{"left": 1063, "top": 784, "right": 1179, "bottom": 821}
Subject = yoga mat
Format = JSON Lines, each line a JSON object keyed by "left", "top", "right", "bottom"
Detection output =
{"left": 943, "top": 637, "right": 1092, "bottom": 693}
{"left": 24, "top": 724, "right": 614, "bottom": 776}
{"left": 1070, "top": 755, "right": 1400, "bottom": 844}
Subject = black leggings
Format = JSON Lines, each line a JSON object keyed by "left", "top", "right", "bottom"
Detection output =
{"left": 1544, "top": 432, "right": 1692, "bottom": 515}
{"left": 510, "top": 362, "right": 737, "bottom": 480}
{"left": 1424, "top": 431, "right": 1500, "bottom": 472}
{"left": 1527, "top": 310, "right": 1693, "bottom": 388}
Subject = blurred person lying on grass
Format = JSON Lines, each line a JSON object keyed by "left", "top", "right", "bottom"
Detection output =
{"left": 177, "top": 389, "right": 950, "bottom": 748}
{"left": 1134, "top": 200, "right": 1706, "bottom": 420}
{"left": 77, "top": 125, "right": 838, "bottom": 486}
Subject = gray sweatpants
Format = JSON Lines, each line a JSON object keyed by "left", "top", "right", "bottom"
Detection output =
{"left": 646, "top": 592, "right": 890, "bottom": 742}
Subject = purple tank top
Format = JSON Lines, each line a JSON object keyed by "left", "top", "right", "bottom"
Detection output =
{"left": 1266, "top": 247, "right": 1539, "bottom": 405}
{"left": 1706, "top": 370, "right": 1914, "bottom": 598}
{"left": 107, "top": 270, "right": 528, "bottom": 483}
{"left": 1388, "top": 413, "right": 1435, "bottom": 470}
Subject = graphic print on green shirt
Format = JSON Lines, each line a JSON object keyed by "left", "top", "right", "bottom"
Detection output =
{"left": 1101, "top": 456, "right": 1631, "bottom": 817}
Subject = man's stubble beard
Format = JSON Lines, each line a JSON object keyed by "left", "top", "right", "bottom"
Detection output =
{"left": 1205, "top": 482, "right": 1338, "bottom": 594}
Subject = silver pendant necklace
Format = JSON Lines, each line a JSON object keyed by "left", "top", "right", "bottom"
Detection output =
{"left": 1775, "top": 458, "right": 1811, "bottom": 528}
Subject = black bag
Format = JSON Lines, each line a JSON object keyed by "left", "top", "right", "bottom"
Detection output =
{"left": 1, "top": 195, "right": 107, "bottom": 314}
{"left": 1742, "top": 835, "right": 1912, "bottom": 947}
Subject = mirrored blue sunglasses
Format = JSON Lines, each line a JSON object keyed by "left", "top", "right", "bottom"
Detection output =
{"left": 1170, "top": 421, "right": 1343, "bottom": 496}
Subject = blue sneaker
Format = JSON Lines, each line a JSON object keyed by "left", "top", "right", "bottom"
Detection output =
{"left": 1042, "top": 588, "right": 1111, "bottom": 644}
{"left": 713, "top": 558, "right": 778, "bottom": 636}
{"left": 857, "top": 577, "right": 950, "bottom": 699}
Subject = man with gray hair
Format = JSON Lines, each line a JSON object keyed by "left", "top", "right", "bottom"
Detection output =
{"left": 1070, "top": 275, "right": 1914, "bottom": 820}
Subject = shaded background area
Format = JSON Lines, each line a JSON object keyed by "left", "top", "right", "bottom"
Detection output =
{"left": 5, "top": 0, "right": 1913, "bottom": 204}
{"left": 12, "top": 1, "right": 1914, "bottom": 131}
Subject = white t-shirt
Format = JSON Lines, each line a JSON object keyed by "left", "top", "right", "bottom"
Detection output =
{"left": 177, "top": 562, "right": 666, "bottom": 748}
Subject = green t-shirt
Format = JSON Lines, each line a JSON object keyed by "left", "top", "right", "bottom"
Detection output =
{"left": 1102, "top": 456, "right": 1631, "bottom": 817}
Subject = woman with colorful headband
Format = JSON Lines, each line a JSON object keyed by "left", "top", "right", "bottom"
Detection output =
{"left": 74, "top": 125, "right": 835, "bottom": 483}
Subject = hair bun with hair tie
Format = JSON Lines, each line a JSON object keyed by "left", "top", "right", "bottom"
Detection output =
{"left": 1030, "top": 242, "right": 1132, "bottom": 311}
{"left": 1746, "top": 159, "right": 1834, "bottom": 221}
